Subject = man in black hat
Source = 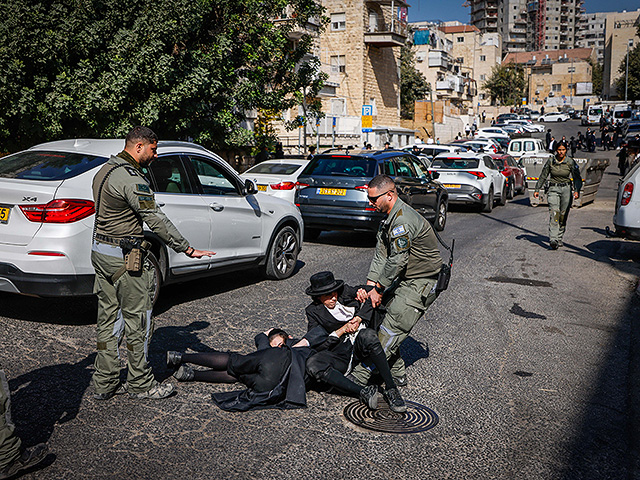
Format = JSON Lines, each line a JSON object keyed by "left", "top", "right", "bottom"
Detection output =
{"left": 302, "top": 271, "right": 407, "bottom": 413}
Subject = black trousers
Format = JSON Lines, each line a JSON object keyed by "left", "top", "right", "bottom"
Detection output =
{"left": 228, "top": 347, "right": 291, "bottom": 393}
{"left": 306, "top": 328, "right": 382, "bottom": 381}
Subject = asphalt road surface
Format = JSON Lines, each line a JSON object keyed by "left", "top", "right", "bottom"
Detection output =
{"left": 1, "top": 122, "right": 639, "bottom": 480}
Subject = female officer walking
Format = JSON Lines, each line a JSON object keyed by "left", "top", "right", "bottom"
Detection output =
{"left": 533, "top": 143, "right": 583, "bottom": 250}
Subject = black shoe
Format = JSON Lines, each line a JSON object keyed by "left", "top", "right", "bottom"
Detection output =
{"left": 549, "top": 240, "right": 558, "bottom": 250}
{"left": 359, "top": 385, "right": 378, "bottom": 410}
{"left": 166, "top": 351, "right": 183, "bottom": 369}
{"left": 0, "top": 443, "right": 48, "bottom": 479}
{"left": 383, "top": 387, "right": 407, "bottom": 413}
{"left": 173, "top": 364, "right": 195, "bottom": 382}
{"left": 392, "top": 374, "right": 407, "bottom": 387}
{"left": 92, "top": 382, "right": 127, "bottom": 401}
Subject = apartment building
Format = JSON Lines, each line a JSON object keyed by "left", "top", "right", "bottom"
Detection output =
{"left": 467, "top": 0, "right": 584, "bottom": 55}
{"left": 602, "top": 9, "right": 640, "bottom": 100}
{"left": 576, "top": 12, "right": 606, "bottom": 64}
{"left": 410, "top": 22, "right": 478, "bottom": 110}
{"left": 504, "top": 48, "right": 594, "bottom": 107}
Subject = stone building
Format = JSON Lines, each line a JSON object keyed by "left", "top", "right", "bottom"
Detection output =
{"left": 576, "top": 12, "right": 606, "bottom": 65}
{"left": 467, "top": 0, "right": 585, "bottom": 55}
{"left": 504, "top": 47, "right": 594, "bottom": 107}
{"left": 602, "top": 9, "right": 640, "bottom": 100}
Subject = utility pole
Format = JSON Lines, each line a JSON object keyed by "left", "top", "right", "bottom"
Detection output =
{"left": 626, "top": 39, "right": 634, "bottom": 103}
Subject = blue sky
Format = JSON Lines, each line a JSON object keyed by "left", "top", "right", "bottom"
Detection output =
{"left": 409, "top": 0, "right": 640, "bottom": 23}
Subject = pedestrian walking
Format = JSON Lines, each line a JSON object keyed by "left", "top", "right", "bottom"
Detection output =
{"left": 91, "top": 126, "right": 215, "bottom": 400}
{"left": 533, "top": 143, "right": 583, "bottom": 250}
{"left": 348, "top": 175, "right": 443, "bottom": 387}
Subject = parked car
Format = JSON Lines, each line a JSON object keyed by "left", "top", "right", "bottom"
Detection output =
{"left": 507, "top": 138, "right": 549, "bottom": 159}
{"left": 403, "top": 144, "right": 465, "bottom": 157}
{"left": 613, "top": 161, "right": 640, "bottom": 240}
{"left": 474, "top": 127, "right": 512, "bottom": 139}
{"left": 623, "top": 121, "right": 640, "bottom": 140}
{"left": 496, "top": 113, "right": 519, "bottom": 123}
{"left": 494, "top": 123, "right": 526, "bottom": 135}
{"left": 538, "top": 112, "right": 570, "bottom": 122}
{"left": 463, "top": 138, "right": 500, "bottom": 154}
{"left": 0, "top": 139, "right": 303, "bottom": 302}
{"left": 429, "top": 152, "right": 507, "bottom": 212}
{"left": 294, "top": 150, "right": 448, "bottom": 238}
{"left": 490, "top": 154, "right": 526, "bottom": 199}
{"left": 504, "top": 119, "right": 545, "bottom": 133}
{"left": 240, "top": 158, "right": 309, "bottom": 204}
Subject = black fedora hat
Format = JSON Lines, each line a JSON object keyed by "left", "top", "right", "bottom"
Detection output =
{"left": 305, "top": 271, "right": 344, "bottom": 296}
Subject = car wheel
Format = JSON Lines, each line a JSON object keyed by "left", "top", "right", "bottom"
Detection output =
{"left": 482, "top": 187, "right": 493, "bottom": 212}
{"left": 498, "top": 183, "right": 507, "bottom": 206}
{"left": 557, "top": 118, "right": 562, "bottom": 122}
{"left": 264, "top": 226, "right": 299, "bottom": 280}
{"left": 434, "top": 199, "right": 447, "bottom": 231}
{"left": 506, "top": 178, "right": 515, "bottom": 199}
{"left": 304, "top": 227, "right": 322, "bottom": 241}
{"left": 147, "top": 251, "right": 162, "bottom": 307}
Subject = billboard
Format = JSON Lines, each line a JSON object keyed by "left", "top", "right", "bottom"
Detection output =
{"left": 576, "top": 82, "right": 593, "bottom": 95}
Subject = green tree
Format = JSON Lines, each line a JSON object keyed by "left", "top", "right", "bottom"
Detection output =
{"left": 400, "top": 45, "right": 430, "bottom": 120}
{"left": 0, "top": 0, "right": 325, "bottom": 152}
{"left": 613, "top": 26, "right": 640, "bottom": 101}
{"left": 589, "top": 59, "right": 603, "bottom": 97}
{"left": 482, "top": 63, "right": 526, "bottom": 106}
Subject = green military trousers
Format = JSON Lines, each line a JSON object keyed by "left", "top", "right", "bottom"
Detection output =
{"left": 0, "top": 369, "right": 21, "bottom": 471}
{"left": 350, "top": 277, "right": 439, "bottom": 385}
{"left": 547, "top": 184, "right": 572, "bottom": 243}
{"left": 91, "top": 248, "right": 155, "bottom": 395}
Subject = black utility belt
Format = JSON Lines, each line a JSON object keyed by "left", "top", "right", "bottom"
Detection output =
{"left": 96, "top": 234, "right": 145, "bottom": 247}
{"left": 548, "top": 182, "right": 570, "bottom": 187}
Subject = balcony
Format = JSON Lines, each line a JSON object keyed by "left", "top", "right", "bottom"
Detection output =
{"left": 365, "top": 18, "right": 408, "bottom": 47}
{"left": 428, "top": 50, "right": 451, "bottom": 68}
{"left": 273, "top": 6, "right": 320, "bottom": 39}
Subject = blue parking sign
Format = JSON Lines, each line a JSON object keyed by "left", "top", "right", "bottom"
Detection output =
{"left": 362, "top": 105, "right": 373, "bottom": 116}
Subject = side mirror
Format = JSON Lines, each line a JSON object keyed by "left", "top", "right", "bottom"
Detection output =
{"left": 431, "top": 171, "right": 440, "bottom": 179}
{"left": 244, "top": 178, "right": 258, "bottom": 195}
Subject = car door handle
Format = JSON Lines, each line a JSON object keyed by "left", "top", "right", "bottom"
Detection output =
{"left": 209, "top": 203, "right": 224, "bottom": 212}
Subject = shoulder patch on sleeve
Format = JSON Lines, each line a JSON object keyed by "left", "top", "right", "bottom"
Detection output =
{"left": 125, "top": 166, "right": 141, "bottom": 177}
{"left": 137, "top": 195, "right": 155, "bottom": 210}
{"left": 135, "top": 183, "right": 151, "bottom": 194}
{"left": 394, "top": 235, "right": 410, "bottom": 252}
{"left": 391, "top": 225, "right": 406, "bottom": 237}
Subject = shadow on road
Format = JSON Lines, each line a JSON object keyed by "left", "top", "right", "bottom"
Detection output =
{"left": 9, "top": 354, "right": 95, "bottom": 446}
{"left": 401, "top": 336, "right": 430, "bottom": 368}
{"left": 304, "top": 230, "right": 377, "bottom": 248}
{"left": 0, "top": 293, "right": 97, "bottom": 325}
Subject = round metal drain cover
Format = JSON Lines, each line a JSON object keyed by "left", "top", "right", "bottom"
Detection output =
{"left": 343, "top": 399, "right": 439, "bottom": 434}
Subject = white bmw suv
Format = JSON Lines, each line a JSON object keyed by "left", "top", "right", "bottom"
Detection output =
{"left": 0, "top": 139, "right": 303, "bottom": 302}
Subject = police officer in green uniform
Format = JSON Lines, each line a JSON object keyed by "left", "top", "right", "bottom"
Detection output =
{"left": 91, "top": 126, "right": 214, "bottom": 400}
{"left": 349, "top": 175, "right": 443, "bottom": 387}
{"left": 534, "top": 143, "right": 583, "bottom": 250}
{"left": 0, "top": 367, "right": 48, "bottom": 478}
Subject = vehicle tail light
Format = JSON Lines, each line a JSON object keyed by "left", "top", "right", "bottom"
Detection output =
{"left": 295, "top": 182, "right": 309, "bottom": 190}
{"left": 621, "top": 182, "right": 634, "bottom": 206}
{"left": 468, "top": 171, "right": 486, "bottom": 179}
{"left": 355, "top": 185, "right": 368, "bottom": 191}
{"left": 28, "top": 251, "right": 65, "bottom": 256}
{"left": 20, "top": 199, "right": 95, "bottom": 223}
{"left": 270, "top": 182, "right": 295, "bottom": 190}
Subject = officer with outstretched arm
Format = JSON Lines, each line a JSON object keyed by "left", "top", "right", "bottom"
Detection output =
{"left": 91, "top": 126, "right": 214, "bottom": 401}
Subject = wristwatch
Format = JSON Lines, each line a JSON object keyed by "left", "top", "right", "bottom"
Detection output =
{"left": 374, "top": 284, "right": 385, "bottom": 295}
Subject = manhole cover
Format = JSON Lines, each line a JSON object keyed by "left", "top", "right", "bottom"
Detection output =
{"left": 343, "top": 399, "right": 439, "bottom": 434}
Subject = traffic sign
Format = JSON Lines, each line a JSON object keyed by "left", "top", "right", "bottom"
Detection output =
{"left": 362, "top": 105, "right": 373, "bottom": 116}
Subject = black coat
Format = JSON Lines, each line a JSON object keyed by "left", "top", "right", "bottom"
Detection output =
{"left": 212, "top": 327, "right": 327, "bottom": 412}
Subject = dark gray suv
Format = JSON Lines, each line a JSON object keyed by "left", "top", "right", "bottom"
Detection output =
{"left": 294, "top": 149, "right": 448, "bottom": 239}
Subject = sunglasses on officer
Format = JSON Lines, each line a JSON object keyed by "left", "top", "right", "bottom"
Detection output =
{"left": 367, "top": 189, "right": 394, "bottom": 203}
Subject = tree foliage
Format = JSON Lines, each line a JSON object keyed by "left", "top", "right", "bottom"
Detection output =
{"left": 0, "top": 0, "right": 325, "bottom": 152}
{"left": 589, "top": 59, "right": 603, "bottom": 97}
{"left": 614, "top": 27, "right": 640, "bottom": 101}
{"left": 482, "top": 63, "right": 526, "bottom": 106}
{"left": 400, "top": 45, "right": 430, "bottom": 120}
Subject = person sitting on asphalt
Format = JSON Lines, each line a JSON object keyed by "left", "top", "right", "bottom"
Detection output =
{"left": 167, "top": 327, "right": 325, "bottom": 412}
{"left": 300, "top": 271, "right": 407, "bottom": 413}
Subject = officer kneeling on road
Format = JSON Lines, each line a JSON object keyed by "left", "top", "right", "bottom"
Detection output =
{"left": 91, "top": 126, "right": 214, "bottom": 401}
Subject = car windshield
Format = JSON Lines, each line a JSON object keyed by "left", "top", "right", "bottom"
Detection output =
{"left": 0, "top": 151, "right": 108, "bottom": 180}
{"left": 245, "top": 163, "right": 302, "bottom": 175}
{"left": 302, "top": 156, "right": 377, "bottom": 177}
{"left": 431, "top": 158, "right": 479, "bottom": 169}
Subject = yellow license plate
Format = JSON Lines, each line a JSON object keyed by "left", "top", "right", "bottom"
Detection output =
{"left": 0, "top": 206, "right": 10, "bottom": 224}
{"left": 318, "top": 188, "right": 346, "bottom": 196}
{"left": 443, "top": 184, "right": 461, "bottom": 189}
{"left": 257, "top": 184, "right": 268, "bottom": 192}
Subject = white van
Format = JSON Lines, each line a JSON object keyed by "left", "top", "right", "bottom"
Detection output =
{"left": 581, "top": 104, "right": 603, "bottom": 126}
{"left": 507, "top": 138, "right": 547, "bottom": 158}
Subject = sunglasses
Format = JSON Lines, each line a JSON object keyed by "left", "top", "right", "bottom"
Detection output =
{"left": 367, "top": 189, "right": 394, "bottom": 203}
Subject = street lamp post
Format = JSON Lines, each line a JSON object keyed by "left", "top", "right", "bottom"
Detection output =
{"left": 626, "top": 39, "right": 634, "bottom": 103}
